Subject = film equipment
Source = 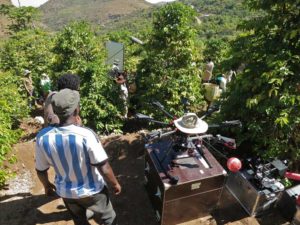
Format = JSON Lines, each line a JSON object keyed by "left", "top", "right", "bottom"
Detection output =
{"left": 226, "top": 157, "right": 288, "bottom": 216}
{"left": 136, "top": 101, "right": 242, "bottom": 225}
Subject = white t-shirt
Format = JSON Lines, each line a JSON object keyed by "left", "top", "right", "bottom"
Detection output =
{"left": 40, "top": 78, "right": 50, "bottom": 86}
{"left": 120, "top": 83, "right": 128, "bottom": 99}
{"left": 205, "top": 61, "right": 214, "bottom": 73}
{"left": 226, "top": 70, "right": 236, "bottom": 83}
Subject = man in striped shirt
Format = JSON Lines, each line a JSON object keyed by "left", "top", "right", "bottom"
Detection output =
{"left": 35, "top": 88, "right": 121, "bottom": 225}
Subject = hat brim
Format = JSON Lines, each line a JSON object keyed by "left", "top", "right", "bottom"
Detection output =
{"left": 51, "top": 89, "right": 80, "bottom": 120}
{"left": 174, "top": 118, "right": 208, "bottom": 134}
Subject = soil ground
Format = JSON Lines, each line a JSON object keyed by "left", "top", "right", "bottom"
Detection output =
{"left": 0, "top": 118, "right": 292, "bottom": 225}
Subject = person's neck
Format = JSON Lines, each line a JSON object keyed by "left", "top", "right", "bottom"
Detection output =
{"left": 61, "top": 122, "right": 74, "bottom": 126}
{"left": 61, "top": 117, "right": 76, "bottom": 126}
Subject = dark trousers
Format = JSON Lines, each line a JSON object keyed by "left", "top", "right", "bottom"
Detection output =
{"left": 63, "top": 186, "right": 116, "bottom": 225}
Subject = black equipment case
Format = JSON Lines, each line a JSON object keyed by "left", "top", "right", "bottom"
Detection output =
{"left": 278, "top": 184, "right": 300, "bottom": 220}
{"left": 144, "top": 140, "right": 227, "bottom": 225}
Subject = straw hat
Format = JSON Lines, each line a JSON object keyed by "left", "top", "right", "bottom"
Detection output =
{"left": 24, "top": 69, "right": 31, "bottom": 75}
{"left": 174, "top": 113, "right": 208, "bottom": 134}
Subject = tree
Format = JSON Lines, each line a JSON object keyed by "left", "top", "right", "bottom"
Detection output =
{"left": 202, "top": 38, "right": 230, "bottom": 74}
{"left": 52, "top": 21, "right": 124, "bottom": 133}
{"left": 0, "top": 4, "right": 38, "bottom": 34}
{"left": 0, "top": 4, "right": 51, "bottom": 98}
{"left": 0, "top": 71, "right": 28, "bottom": 187}
{"left": 136, "top": 2, "right": 205, "bottom": 119}
{"left": 0, "top": 29, "right": 54, "bottom": 96}
{"left": 219, "top": 0, "right": 300, "bottom": 168}
{"left": 0, "top": 29, "right": 53, "bottom": 73}
{"left": 0, "top": 6, "right": 50, "bottom": 186}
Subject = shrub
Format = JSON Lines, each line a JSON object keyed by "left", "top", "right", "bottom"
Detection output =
{"left": 136, "top": 2, "right": 206, "bottom": 120}
{"left": 0, "top": 71, "right": 27, "bottom": 187}
{"left": 219, "top": 0, "right": 300, "bottom": 167}
{"left": 51, "top": 21, "right": 124, "bottom": 133}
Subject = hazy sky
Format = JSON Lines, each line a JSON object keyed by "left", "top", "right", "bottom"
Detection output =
{"left": 11, "top": 0, "right": 49, "bottom": 7}
{"left": 145, "top": 0, "right": 176, "bottom": 3}
{"left": 11, "top": 0, "right": 177, "bottom": 8}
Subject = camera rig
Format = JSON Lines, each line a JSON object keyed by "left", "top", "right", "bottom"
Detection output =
{"left": 137, "top": 101, "right": 294, "bottom": 220}
{"left": 136, "top": 101, "right": 242, "bottom": 184}
{"left": 137, "top": 101, "right": 242, "bottom": 224}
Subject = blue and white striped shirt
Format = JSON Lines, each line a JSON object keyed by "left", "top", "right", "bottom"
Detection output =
{"left": 35, "top": 125, "right": 108, "bottom": 199}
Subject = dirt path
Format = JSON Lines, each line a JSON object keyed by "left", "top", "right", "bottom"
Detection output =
{"left": 0, "top": 131, "right": 290, "bottom": 225}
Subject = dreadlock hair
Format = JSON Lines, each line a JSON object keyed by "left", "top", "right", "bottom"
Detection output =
{"left": 57, "top": 73, "right": 81, "bottom": 91}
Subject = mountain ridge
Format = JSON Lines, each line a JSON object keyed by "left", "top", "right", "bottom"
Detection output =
{"left": 40, "top": 0, "right": 153, "bottom": 31}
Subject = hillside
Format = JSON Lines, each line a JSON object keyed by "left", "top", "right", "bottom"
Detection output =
{"left": 0, "top": 0, "right": 253, "bottom": 39}
{"left": 40, "top": 0, "right": 153, "bottom": 31}
{"left": 183, "top": 0, "right": 253, "bottom": 38}
{"left": 39, "top": 0, "right": 252, "bottom": 38}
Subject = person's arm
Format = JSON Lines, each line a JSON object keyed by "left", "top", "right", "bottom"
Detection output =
{"left": 36, "top": 169, "right": 56, "bottom": 196}
{"left": 86, "top": 131, "right": 121, "bottom": 195}
{"left": 97, "top": 161, "right": 121, "bottom": 195}
{"left": 35, "top": 139, "right": 56, "bottom": 196}
{"left": 23, "top": 79, "right": 31, "bottom": 94}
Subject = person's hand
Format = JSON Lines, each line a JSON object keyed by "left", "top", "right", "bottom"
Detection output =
{"left": 45, "top": 182, "right": 57, "bottom": 197}
{"left": 112, "top": 183, "right": 121, "bottom": 195}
